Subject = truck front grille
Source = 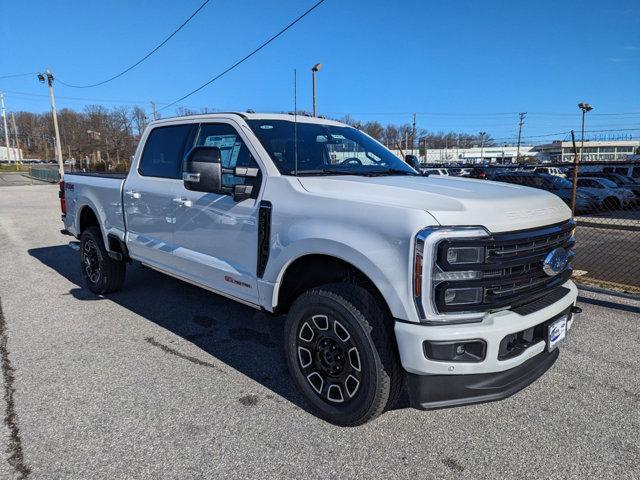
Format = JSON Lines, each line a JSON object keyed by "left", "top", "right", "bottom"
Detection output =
{"left": 433, "top": 220, "right": 575, "bottom": 313}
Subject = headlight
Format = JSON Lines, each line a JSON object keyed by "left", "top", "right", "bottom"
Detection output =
{"left": 443, "top": 287, "right": 483, "bottom": 306}
{"left": 413, "top": 227, "right": 489, "bottom": 324}
{"left": 445, "top": 246, "right": 484, "bottom": 265}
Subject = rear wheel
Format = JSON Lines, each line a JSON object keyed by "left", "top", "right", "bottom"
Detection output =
{"left": 80, "top": 226, "right": 125, "bottom": 294}
{"left": 284, "top": 283, "right": 401, "bottom": 426}
{"left": 603, "top": 196, "right": 621, "bottom": 210}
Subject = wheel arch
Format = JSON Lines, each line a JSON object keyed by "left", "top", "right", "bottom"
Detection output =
{"left": 269, "top": 243, "right": 413, "bottom": 321}
{"left": 78, "top": 204, "right": 100, "bottom": 234}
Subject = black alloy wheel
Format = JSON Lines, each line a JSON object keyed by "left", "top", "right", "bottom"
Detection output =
{"left": 284, "top": 283, "right": 401, "bottom": 426}
{"left": 296, "top": 313, "right": 362, "bottom": 404}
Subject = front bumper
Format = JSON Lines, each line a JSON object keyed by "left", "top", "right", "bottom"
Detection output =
{"left": 394, "top": 280, "right": 578, "bottom": 406}
{"left": 406, "top": 348, "right": 559, "bottom": 409}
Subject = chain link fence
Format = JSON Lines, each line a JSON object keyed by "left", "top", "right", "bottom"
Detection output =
{"left": 421, "top": 161, "right": 640, "bottom": 294}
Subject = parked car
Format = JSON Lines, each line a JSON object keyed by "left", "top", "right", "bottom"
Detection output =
{"left": 579, "top": 172, "right": 640, "bottom": 200}
{"left": 463, "top": 166, "right": 492, "bottom": 179}
{"left": 576, "top": 177, "right": 636, "bottom": 210}
{"left": 60, "top": 112, "right": 579, "bottom": 426}
{"left": 603, "top": 165, "right": 640, "bottom": 179}
{"left": 421, "top": 168, "right": 449, "bottom": 176}
{"left": 534, "top": 166, "right": 566, "bottom": 178}
{"left": 492, "top": 172, "right": 599, "bottom": 213}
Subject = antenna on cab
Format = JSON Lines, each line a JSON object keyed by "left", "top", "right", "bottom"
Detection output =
{"left": 294, "top": 69, "right": 298, "bottom": 176}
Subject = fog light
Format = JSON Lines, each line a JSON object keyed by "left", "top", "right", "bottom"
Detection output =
{"left": 424, "top": 340, "right": 486, "bottom": 362}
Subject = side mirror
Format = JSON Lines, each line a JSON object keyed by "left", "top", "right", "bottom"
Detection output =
{"left": 183, "top": 146, "right": 223, "bottom": 193}
{"left": 405, "top": 154, "right": 421, "bottom": 170}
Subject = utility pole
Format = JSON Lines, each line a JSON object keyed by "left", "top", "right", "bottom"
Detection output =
{"left": 38, "top": 70, "right": 64, "bottom": 179}
{"left": 516, "top": 112, "right": 526, "bottom": 162}
{"left": 423, "top": 138, "right": 428, "bottom": 164}
{"left": 151, "top": 101, "right": 158, "bottom": 121}
{"left": 479, "top": 131, "right": 486, "bottom": 164}
{"left": 10, "top": 112, "right": 22, "bottom": 165}
{"left": 0, "top": 92, "right": 13, "bottom": 164}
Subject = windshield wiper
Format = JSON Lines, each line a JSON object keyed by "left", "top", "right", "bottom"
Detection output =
{"left": 292, "top": 168, "right": 419, "bottom": 177}
{"left": 293, "top": 169, "right": 367, "bottom": 177}
{"left": 363, "top": 168, "right": 419, "bottom": 176}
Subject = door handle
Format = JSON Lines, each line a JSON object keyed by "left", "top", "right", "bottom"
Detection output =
{"left": 125, "top": 190, "right": 141, "bottom": 199}
{"left": 172, "top": 197, "right": 193, "bottom": 207}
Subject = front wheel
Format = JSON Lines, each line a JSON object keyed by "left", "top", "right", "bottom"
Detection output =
{"left": 80, "top": 226, "right": 125, "bottom": 294}
{"left": 284, "top": 283, "right": 401, "bottom": 426}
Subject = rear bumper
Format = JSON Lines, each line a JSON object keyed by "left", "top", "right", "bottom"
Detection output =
{"left": 406, "top": 348, "right": 559, "bottom": 409}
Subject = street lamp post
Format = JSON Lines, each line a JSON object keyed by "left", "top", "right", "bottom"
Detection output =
{"left": 479, "top": 131, "right": 486, "bottom": 164}
{"left": 570, "top": 102, "right": 593, "bottom": 216}
{"left": 578, "top": 102, "right": 593, "bottom": 161}
{"left": 311, "top": 63, "right": 322, "bottom": 116}
{"left": 38, "top": 70, "right": 64, "bottom": 179}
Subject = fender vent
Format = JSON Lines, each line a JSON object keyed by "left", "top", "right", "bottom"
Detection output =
{"left": 257, "top": 201, "right": 272, "bottom": 278}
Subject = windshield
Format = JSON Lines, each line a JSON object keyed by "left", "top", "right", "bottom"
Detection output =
{"left": 548, "top": 176, "right": 572, "bottom": 189}
{"left": 246, "top": 119, "right": 417, "bottom": 176}
{"left": 598, "top": 178, "right": 618, "bottom": 188}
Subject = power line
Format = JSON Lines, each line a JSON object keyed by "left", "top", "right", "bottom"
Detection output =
{"left": 528, "top": 111, "right": 640, "bottom": 117}
{"left": 159, "top": 0, "right": 326, "bottom": 112}
{"left": 325, "top": 110, "right": 640, "bottom": 118}
{"left": 56, "top": 0, "right": 212, "bottom": 88}
{"left": 1, "top": 89, "right": 155, "bottom": 105}
{"left": 0, "top": 72, "right": 34, "bottom": 80}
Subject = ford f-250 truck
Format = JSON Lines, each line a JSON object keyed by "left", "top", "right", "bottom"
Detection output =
{"left": 60, "top": 113, "right": 579, "bottom": 426}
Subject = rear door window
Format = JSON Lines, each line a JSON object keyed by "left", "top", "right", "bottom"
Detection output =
{"left": 139, "top": 124, "right": 194, "bottom": 178}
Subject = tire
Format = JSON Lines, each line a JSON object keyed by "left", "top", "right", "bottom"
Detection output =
{"left": 603, "top": 196, "right": 621, "bottom": 210}
{"left": 79, "top": 226, "right": 125, "bottom": 294}
{"left": 284, "top": 283, "right": 401, "bottom": 426}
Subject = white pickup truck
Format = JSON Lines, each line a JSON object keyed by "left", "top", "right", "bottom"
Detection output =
{"left": 60, "top": 113, "right": 579, "bottom": 426}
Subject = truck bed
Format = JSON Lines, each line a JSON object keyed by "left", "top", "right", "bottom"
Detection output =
{"left": 65, "top": 171, "right": 128, "bottom": 179}
{"left": 63, "top": 172, "right": 126, "bottom": 241}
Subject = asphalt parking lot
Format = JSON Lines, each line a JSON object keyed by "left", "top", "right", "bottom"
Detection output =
{"left": 0, "top": 172, "right": 50, "bottom": 187}
{"left": 0, "top": 184, "right": 638, "bottom": 479}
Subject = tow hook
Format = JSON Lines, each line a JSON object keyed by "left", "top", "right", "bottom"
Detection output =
{"left": 570, "top": 306, "right": 582, "bottom": 315}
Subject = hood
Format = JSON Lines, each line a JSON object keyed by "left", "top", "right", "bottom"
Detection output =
{"left": 297, "top": 175, "right": 571, "bottom": 233}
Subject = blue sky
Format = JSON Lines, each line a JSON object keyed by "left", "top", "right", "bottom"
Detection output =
{"left": 1, "top": 0, "right": 639, "bottom": 143}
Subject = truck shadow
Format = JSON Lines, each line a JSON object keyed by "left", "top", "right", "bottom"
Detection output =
{"left": 28, "top": 244, "right": 410, "bottom": 418}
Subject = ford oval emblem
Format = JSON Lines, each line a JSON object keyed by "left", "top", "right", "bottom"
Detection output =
{"left": 543, "top": 247, "right": 569, "bottom": 277}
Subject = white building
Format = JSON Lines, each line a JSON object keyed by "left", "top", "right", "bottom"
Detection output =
{"left": 391, "top": 139, "right": 640, "bottom": 165}
{"left": 0, "top": 146, "right": 23, "bottom": 162}
{"left": 391, "top": 145, "right": 537, "bottom": 164}
{"left": 533, "top": 140, "right": 640, "bottom": 163}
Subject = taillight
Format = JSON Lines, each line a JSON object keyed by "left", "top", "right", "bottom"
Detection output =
{"left": 59, "top": 181, "right": 67, "bottom": 214}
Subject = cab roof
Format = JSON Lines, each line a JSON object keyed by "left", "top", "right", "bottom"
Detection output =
{"left": 148, "top": 112, "right": 349, "bottom": 128}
